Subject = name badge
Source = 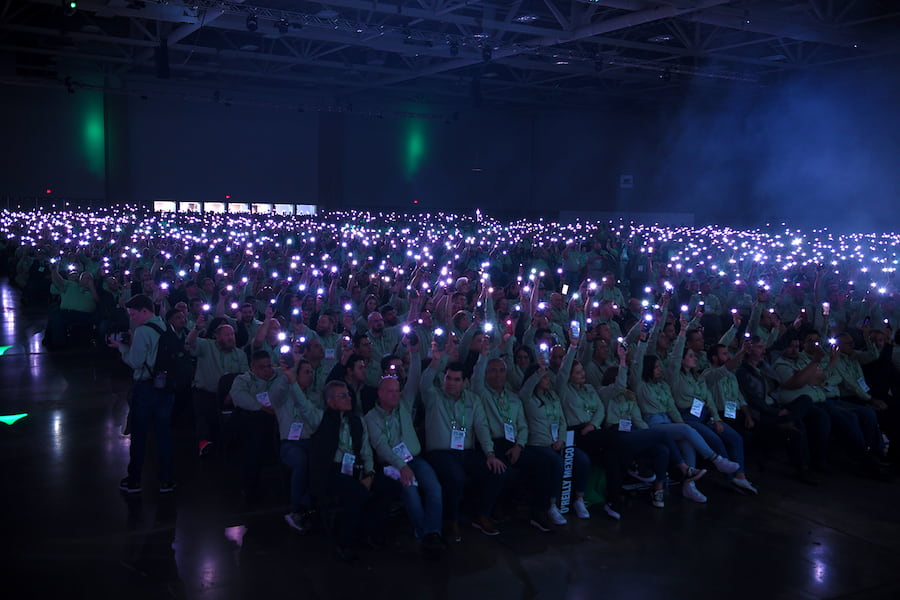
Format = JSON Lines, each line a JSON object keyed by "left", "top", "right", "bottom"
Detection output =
{"left": 392, "top": 442, "right": 414, "bottom": 463}
{"left": 618, "top": 418, "right": 632, "bottom": 432}
{"left": 341, "top": 452, "right": 356, "bottom": 476}
{"left": 550, "top": 423, "right": 559, "bottom": 442}
{"left": 857, "top": 377, "right": 870, "bottom": 393}
{"left": 288, "top": 422, "right": 303, "bottom": 440}
{"left": 38, "top": 266, "right": 45, "bottom": 272}
{"left": 451, "top": 428, "right": 466, "bottom": 450}
{"left": 503, "top": 422, "right": 516, "bottom": 443}
{"left": 256, "top": 392, "right": 271, "bottom": 407}
{"left": 690, "top": 398, "right": 704, "bottom": 418}
{"left": 724, "top": 401, "right": 738, "bottom": 419}
{"left": 325, "top": 348, "right": 336, "bottom": 360}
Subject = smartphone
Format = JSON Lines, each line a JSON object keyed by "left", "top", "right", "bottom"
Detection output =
{"left": 569, "top": 320, "right": 581, "bottom": 339}
{"left": 561, "top": 284, "right": 569, "bottom": 296}
{"left": 280, "top": 345, "right": 295, "bottom": 369}
{"left": 434, "top": 328, "right": 447, "bottom": 351}
{"left": 538, "top": 343, "right": 550, "bottom": 364}
{"left": 863, "top": 316, "right": 870, "bottom": 325}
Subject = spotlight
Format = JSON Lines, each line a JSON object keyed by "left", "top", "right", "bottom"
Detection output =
{"left": 276, "top": 17, "right": 289, "bottom": 34}
{"left": 246, "top": 14, "right": 258, "bottom": 32}
{"left": 63, "top": 0, "right": 77, "bottom": 16}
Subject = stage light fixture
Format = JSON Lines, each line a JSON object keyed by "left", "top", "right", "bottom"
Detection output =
{"left": 246, "top": 14, "right": 258, "bottom": 31}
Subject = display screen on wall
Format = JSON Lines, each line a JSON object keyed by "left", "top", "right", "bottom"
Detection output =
{"left": 251, "top": 203, "right": 272, "bottom": 213}
{"left": 153, "top": 200, "right": 176, "bottom": 212}
{"left": 204, "top": 202, "right": 225, "bottom": 213}
{"left": 295, "top": 204, "right": 317, "bottom": 215}
{"left": 179, "top": 201, "right": 201, "bottom": 212}
{"left": 228, "top": 203, "right": 249, "bottom": 213}
{"left": 274, "top": 204, "right": 294, "bottom": 215}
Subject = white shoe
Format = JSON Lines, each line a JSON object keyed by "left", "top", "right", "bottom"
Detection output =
{"left": 651, "top": 489, "right": 665, "bottom": 508}
{"left": 603, "top": 503, "right": 621, "bottom": 521}
{"left": 711, "top": 454, "right": 740, "bottom": 474}
{"left": 547, "top": 504, "right": 568, "bottom": 525}
{"left": 627, "top": 468, "right": 657, "bottom": 484}
{"left": 573, "top": 497, "right": 591, "bottom": 519}
{"left": 682, "top": 481, "right": 707, "bottom": 503}
{"left": 732, "top": 477, "right": 759, "bottom": 495}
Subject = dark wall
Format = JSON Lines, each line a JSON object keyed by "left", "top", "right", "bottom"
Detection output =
{"left": 2, "top": 67, "right": 898, "bottom": 231}
{"left": 0, "top": 86, "right": 106, "bottom": 200}
{"left": 126, "top": 96, "right": 319, "bottom": 206}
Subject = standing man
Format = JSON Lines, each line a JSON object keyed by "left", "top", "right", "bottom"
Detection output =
{"left": 111, "top": 295, "right": 175, "bottom": 494}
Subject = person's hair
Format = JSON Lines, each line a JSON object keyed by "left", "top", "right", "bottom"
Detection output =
{"left": 323, "top": 379, "right": 349, "bottom": 400}
{"left": 346, "top": 354, "right": 366, "bottom": 372}
{"left": 352, "top": 332, "right": 369, "bottom": 348}
{"left": 642, "top": 355, "right": 659, "bottom": 382}
{"left": 294, "top": 358, "right": 311, "bottom": 374}
{"left": 444, "top": 361, "right": 466, "bottom": 377}
{"left": 687, "top": 329, "right": 704, "bottom": 344}
{"left": 250, "top": 350, "right": 271, "bottom": 364}
{"left": 124, "top": 294, "right": 154, "bottom": 313}
{"left": 601, "top": 365, "right": 619, "bottom": 387}
{"left": 486, "top": 357, "right": 505, "bottom": 369}
{"left": 523, "top": 363, "right": 541, "bottom": 382}
{"left": 380, "top": 354, "right": 400, "bottom": 372}
{"left": 240, "top": 302, "right": 254, "bottom": 311}
{"left": 378, "top": 303, "right": 395, "bottom": 315}
{"left": 189, "top": 297, "right": 203, "bottom": 308}
{"left": 165, "top": 309, "right": 182, "bottom": 324}
{"left": 515, "top": 344, "right": 535, "bottom": 364}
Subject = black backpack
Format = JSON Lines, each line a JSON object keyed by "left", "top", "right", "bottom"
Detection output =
{"left": 143, "top": 321, "right": 187, "bottom": 393}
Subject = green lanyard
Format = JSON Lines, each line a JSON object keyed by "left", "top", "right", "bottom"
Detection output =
{"left": 338, "top": 418, "right": 353, "bottom": 454}
{"left": 445, "top": 397, "right": 467, "bottom": 430}
{"left": 574, "top": 385, "right": 597, "bottom": 417}
{"left": 538, "top": 391, "right": 560, "bottom": 424}
{"left": 384, "top": 410, "right": 401, "bottom": 446}
{"left": 492, "top": 389, "right": 512, "bottom": 423}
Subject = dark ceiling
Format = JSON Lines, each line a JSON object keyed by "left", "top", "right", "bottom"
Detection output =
{"left": 1, "top": 0, "right": 898, "bottom": 114}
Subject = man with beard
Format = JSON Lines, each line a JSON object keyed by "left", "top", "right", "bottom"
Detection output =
{"left": 217, "top": 298, "right": 263, "bottom": 349}
{"left": 188, "top": 314, "right": 249, "bottom": 457}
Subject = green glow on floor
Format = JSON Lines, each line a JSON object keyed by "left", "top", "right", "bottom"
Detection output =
{"left": 0, "top": 413, "right": 28, "bottom": 426}
{"left": 0, "top": 345, "right": 12, "bottom": 356}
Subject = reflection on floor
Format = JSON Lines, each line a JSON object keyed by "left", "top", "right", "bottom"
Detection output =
{"left": 2, "top": 279, "right": 900, "bottom": 600}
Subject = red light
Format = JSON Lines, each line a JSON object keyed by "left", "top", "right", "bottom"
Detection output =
{"left": 413, "top": 200, "right": 419, "bottom": 204}
{"left": 225, "top": 195, "right": 231, "bottom": 199}
{"left": 45, "top": 189, "right": 52, "bottom": 195}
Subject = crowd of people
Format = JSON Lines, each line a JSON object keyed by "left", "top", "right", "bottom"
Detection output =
{"left": 2, "top": 207, "right": 899, "bottom": 561}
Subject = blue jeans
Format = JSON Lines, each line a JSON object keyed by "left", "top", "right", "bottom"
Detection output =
{"left": 280, "top": 439, "right": 311, "bottom": 512}
{"left": 529, "top": 445, "right": 591, "bottom": 499}
{"left": 645, "top": 413, "right": 717, "bottom": 467}
{"left": 836, "top": 398, "right": 884, "bottom": 454}
{"left": 399, "top": 457, "right": 443, "bottom": 539}
{"left": 822, "top": 398, "right": 869, "bottom": 462}
{"left": 127, "top": 380, "right": 175, "bottom": 483}
{"left": 426, "top": 449, "right": 507, "bottom": 521}
{"left": 680, "top": 409, "right": 745, "bottom": 476}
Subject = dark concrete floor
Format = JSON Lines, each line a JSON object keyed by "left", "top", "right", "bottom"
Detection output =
{"left": 2, "top": 279, "right": 900, "bottom": 600}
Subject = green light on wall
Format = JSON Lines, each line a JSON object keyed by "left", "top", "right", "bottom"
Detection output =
{"left": 82, "top": 93, "right": 105, "bottom": 178}
{"left": 403, "top": 120, "right": 427, "bottom": 181}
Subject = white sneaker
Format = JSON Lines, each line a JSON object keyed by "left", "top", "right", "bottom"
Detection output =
{"left": 573, "top": 497, "right": 591, "bottom": 519}
{"left": 547, "top": 504, "right": 568, "bottom": 525}
{"left": 682, "top": 481, "right": 707, "bottom": 503}
{"left": 603, "top": 503, "right": 621, "bottom": 521}
{"left": 732, "top": 477, "right": 759, "bottom": 495}
{"left": 712, "top": 454, "right": 740, "bottom": 474}
{"left": 651, "top": 489, "right": 665, "bottom": 508}
{"left": 627, "top": 468, "right": 657, "bottom": 484}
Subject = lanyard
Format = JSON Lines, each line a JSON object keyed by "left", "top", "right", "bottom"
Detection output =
{"left": 538, "top": 390, "right": 560, "bottom": 424}
{"left": 384, "top": 409, "right": 401, "bottom": 446}
{"left": 445, "top": 397, "right": 466, "bottom": 430}
{"left": 338, "top": 418, "right": 353, "bottom": 454}
{"left": 492, "top": 389, "right": 512, "bottom": 423}
{"left": 574, "top": 385, "right": 597, "bottom": 416}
